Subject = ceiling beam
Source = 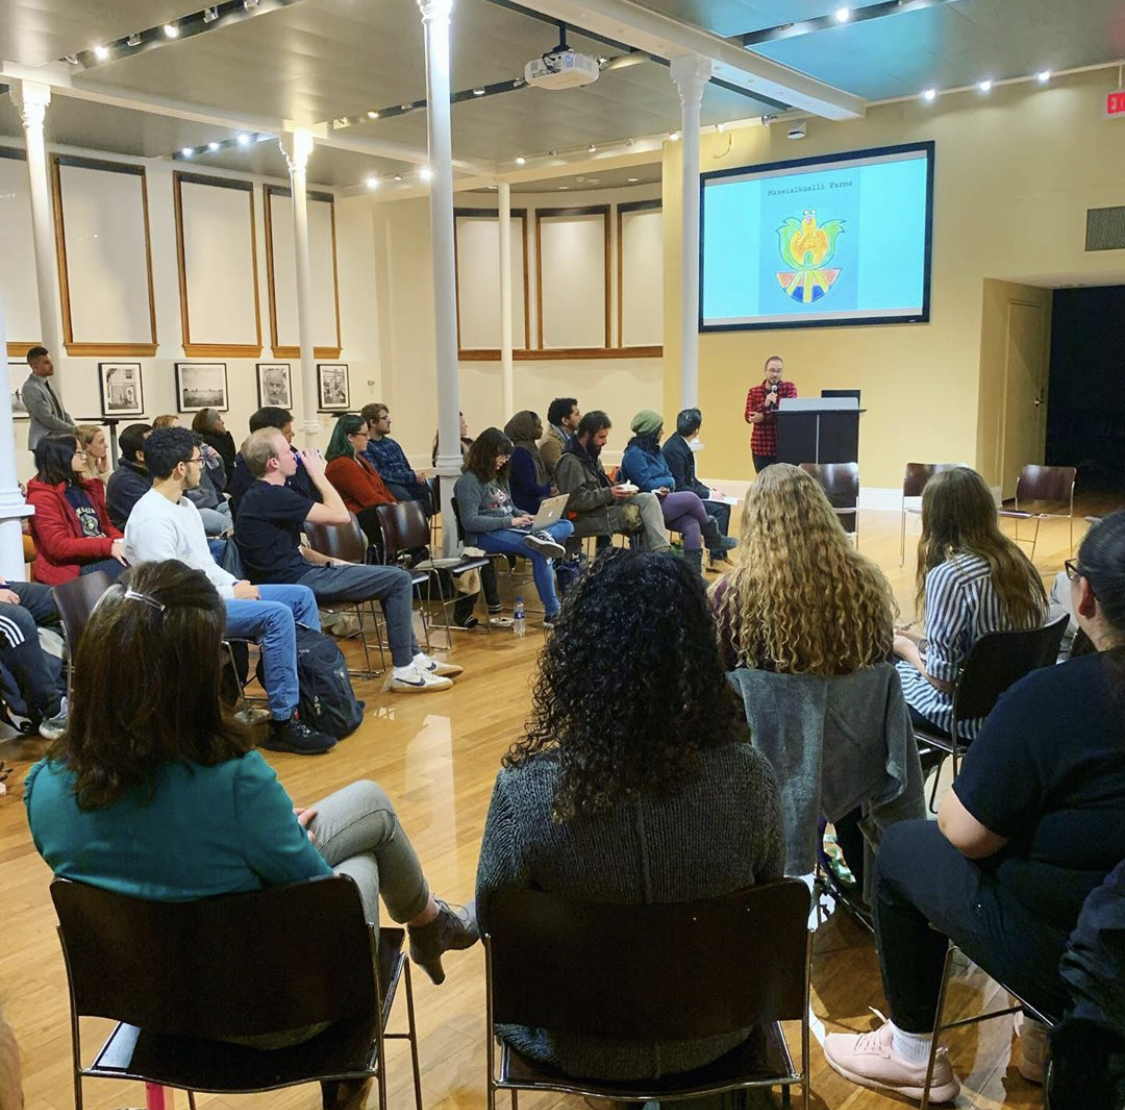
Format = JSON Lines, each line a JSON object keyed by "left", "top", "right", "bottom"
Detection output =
{"left": 740, "top": 0, "right": 963, "bottom": 47}
{"left": 489, "top": 0, "right": 864, "bottom": 119}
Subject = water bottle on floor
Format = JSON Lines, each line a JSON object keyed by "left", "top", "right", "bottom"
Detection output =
{"left": 513, "top": 596, "right": 526, "bottom": 638}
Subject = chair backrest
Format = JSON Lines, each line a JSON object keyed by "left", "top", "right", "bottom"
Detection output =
{"left": 304, "top": 512, "right": 368, "bottom": 563}
{"left": 50, "top": 572, "right": 113, "bottom": 654}
{"left": 484, "top": 880, "right": 810, "bottom": 1040}
{"left": 449, "top": 496, "right": 468, "bottom": 544}
{"left": 376, "top": 500, "right": 430, "bottom": 559}
{"left": 953, "top": 612, "right": 1070, "bottom": 722}
{"left": 799, "top": 462, "right": 859, "bottom": 507}
{"left": 902, "top": 462, "right": 959, "bottom": 499}
{"left": 51, "top": 875, "right": 377, "bottom": 1040}
{"left": 1017, "top": 464, "right": 1076, "bottom": 507}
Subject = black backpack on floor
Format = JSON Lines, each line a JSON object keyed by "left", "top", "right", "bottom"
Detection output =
{"left": 257, "top": 624, "right": 365, "bottom": 740}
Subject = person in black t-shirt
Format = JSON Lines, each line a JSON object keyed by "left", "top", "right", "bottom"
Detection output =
{"left": 825, "top": 511, "right": 1125, "bottom": 1102}
{"left": 233, "top": 428, "right": 463, "bottom": 694}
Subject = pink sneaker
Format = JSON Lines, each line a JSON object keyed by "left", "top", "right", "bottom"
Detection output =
{"left": 824, "top": 1022, "right": 961, "bottom": 1104}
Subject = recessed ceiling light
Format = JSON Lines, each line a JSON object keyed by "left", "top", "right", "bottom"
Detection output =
{"left": 588, "top": 144, "right": 597, "bottom": 153}
{"left": 243, "top": 0, "right": 259, "bottom": 9}
{"left": 400, "top": 103, "right": 412, "bottom": 111}
{"left": 93, "top": 44, "right": 110, "bottom": 61}
{"left": 576, "top": 175, "right": 585, "bottom": 182}
{"left": 367, "top": 110, "right": 380, "bottom": 119}
{"left": 365, "top": 176, "right": 379, "bottom": 190}
{"left": 237, "top": 133, "right": 251, "bottom": 146}
{"left": 669, "top": 131, "right": 680, "bottom": 141}
{"left": 163, "top": 22, "right": 179, "bottom": 37}
{"left": 208, "top": 141, "right": 220, "bottom": 151}
{"left": 627, "top": 177, "right": 639, "bottom": 183}
{"left": 978, "top": 78, "right": 993, "bottom": 92}
{"left": 472, "top": 87, "right": 485, "bottom": 96}
{"left": 181, "top": 148, "right": 194, "bottom": 157}
{"left": 515, "top": 156, "right": 526, "bottom": 165}
{"left": 922, "top": 87, "right": 937, "bottom": 101}
{"left": 394, "top": 174, "right": 403, "bottom": 181}
{"left": 420, "top": 166, "right": 433, "bottom": 181}
{"left": 834, "top": 6, "right": 850, "bottom": 21}
{"left": 559, "top": 185, "right": 569, "bottom": 190}
{"left": 1037, "top": 70, "right": 1051, "bottom": 83}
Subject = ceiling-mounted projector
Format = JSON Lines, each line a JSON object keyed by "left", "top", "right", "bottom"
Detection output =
{"left": 524, "top": 23, "right": 599, "bottom": 90}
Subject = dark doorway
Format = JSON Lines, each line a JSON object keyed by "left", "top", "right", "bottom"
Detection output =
{"left": 1046, "top": 286, "right": 1125, "bottom": 492}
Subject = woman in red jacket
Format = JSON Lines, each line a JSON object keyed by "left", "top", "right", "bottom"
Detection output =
{"left": 27, "top": 435, "right": 127, "bottom": 585}
{"left": 324, "top": 413, "right": 397, "bottom": 548}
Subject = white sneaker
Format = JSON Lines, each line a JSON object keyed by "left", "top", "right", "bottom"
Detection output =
{"left": 523, "top": 532, "right": 566, "bottom": 559}
{"left": 385, "top": 664, "right": 453, "bottom": 693}
{"left": 417, "top": 653, "right": 463, "bottom": 678}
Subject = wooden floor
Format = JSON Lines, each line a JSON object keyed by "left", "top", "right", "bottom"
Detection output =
{"left": 1, "top": 497, "right": 1118, "bottom": 1110}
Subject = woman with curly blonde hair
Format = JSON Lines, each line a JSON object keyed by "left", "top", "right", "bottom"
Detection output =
{"left": 713, "top": 463, "right": 895, "bottom": 674}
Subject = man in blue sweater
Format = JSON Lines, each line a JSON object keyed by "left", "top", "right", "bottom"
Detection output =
{"left": 361, "top": 403, "right": 433, "bottom": 516}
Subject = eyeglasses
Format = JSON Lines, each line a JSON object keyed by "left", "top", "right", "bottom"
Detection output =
{"left": 186, "top": 455, "right": 203, "bottom": 466}
{"left": 1064, "top": 559, "right": 1082, "bottom": 582}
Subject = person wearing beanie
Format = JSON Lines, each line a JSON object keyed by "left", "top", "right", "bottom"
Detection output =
{"left": 620, "top": 410, "right": 729, "bottom": 575}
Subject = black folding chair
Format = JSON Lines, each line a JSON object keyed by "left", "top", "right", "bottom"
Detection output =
{"left": 483, "top": 880, "right": 813, "bottom": 1110}
{"left": 51, "top": 571, "right": 113, "bottom": 697}
{"left": 51, "top": 874, "right": 421, "bottom": 1110}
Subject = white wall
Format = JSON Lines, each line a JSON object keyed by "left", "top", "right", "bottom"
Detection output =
{"left": 1, "top": 140, "right": 378, "bottom": 481}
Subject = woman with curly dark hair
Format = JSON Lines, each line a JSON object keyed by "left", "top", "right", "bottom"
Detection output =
{"left": 475, "top": 548, "right": 783, "bottom": 1080}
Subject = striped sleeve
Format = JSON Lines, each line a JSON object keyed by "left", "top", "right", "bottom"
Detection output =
{"left": 923, "top": 561, "right": 972, "bottom": 684}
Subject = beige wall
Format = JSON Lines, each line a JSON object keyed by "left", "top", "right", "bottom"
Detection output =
{"left": 662, "top": 68, "right": 1125, "bottom": 490}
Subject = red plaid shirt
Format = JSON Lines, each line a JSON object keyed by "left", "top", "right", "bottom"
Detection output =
{"left": 744, "top": 380, "right": 798, "bottom": 456}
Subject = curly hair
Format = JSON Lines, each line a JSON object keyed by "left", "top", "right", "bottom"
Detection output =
{"left": 715, "top": 464, "right": 895, "bottom": 674}
{"left": 916, "top": 467, "right": 1046, "bottom": 627}
{"left": 504, "top": 548, "right": 748, "bottom": 820}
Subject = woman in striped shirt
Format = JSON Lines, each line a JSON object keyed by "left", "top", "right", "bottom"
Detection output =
{"left": 896, "top": 466, "right": 1047, "bottom": 738}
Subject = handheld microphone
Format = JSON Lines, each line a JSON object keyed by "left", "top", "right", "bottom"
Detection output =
{"left": 768, "top": 381, "right": 779, "bottom": 395}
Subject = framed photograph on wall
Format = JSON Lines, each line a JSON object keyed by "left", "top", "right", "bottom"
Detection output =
{"left": 98, "top": 362, "right": 144, "bottom": 417}
{"left": 317, "top": 363, "right": 350, "bottom": 411}
{"left": 175, "top": 362, "right": 229, "bottom": 413}
{"left": 7, "top": 363, "right": 29, "bottom": 420}
{"left": 256, "top": 362, "right": 292, "bottom": 409}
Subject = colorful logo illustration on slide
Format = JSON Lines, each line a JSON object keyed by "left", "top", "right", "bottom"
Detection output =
{"left": 775, "top": 209, "right": 846, "bottom": 304}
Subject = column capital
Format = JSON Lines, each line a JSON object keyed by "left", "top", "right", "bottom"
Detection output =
{"left": 9, "top": 80, "right": 52, "bottom": 131}
{"left": 278, "top": 129, "right": 314, "bottom": 176}
{"left": 417, "top": 0, "right": 453, "bottom": 26}
{"left": 670, "top": 54, "right": 712, "bottom": 108}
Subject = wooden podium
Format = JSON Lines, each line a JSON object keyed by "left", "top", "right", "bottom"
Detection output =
{"left": 775, "top": 396, "right": 863, "bottom": 466}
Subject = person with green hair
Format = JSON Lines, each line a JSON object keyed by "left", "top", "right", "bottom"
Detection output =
{"left": 619, "top": 410, "right": 717, "bottom": 575}
{"left": 324, "top": 413, "right": 397, "bottom": 550}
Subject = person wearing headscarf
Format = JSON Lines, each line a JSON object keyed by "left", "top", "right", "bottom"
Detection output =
{"left": 503, "top": 411, "right": 554, "bottom": 515}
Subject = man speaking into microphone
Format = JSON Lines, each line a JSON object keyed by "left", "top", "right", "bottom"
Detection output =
{"left": 744, "top": 354, "right": 798, "bottom": 474}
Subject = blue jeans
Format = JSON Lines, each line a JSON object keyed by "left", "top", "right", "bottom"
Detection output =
{"left": 224, "top": 584, "right": 321, "bottom": 722}
{"left": 475, "top": 520, "right": 573, "bottom": 617}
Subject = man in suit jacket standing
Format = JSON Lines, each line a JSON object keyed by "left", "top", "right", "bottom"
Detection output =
{"left": 22, "top": 347, "right": 75, "bottom": 451}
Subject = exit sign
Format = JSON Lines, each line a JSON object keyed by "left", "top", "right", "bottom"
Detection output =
{"left": 1107, "top": 91, "right": 1125, "bottom": 117}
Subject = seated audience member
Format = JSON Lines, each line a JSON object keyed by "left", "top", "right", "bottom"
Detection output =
{"left": 185, "top": 433, "right": 232, "bottom": 537}
{"left": 454, "top": 428, "right": 573, "bottom": 626}
{"left": 0, "top": 576, "right": 68, "bottom": 739}
{"left": 895, "top": 466, "right": 1047, "bottom": 740}
{"left": 712, "top": 463, "right": 899, "bottom": 887}
{"left": 192, "top": 408, "right": 237, "bottom": 487}
{"left": 620, "top": 410, "right": 733, "bottom": 575}
{"left": 104, "top": 422, "right": 152, "bottom": 530}
{"left": 361, "top": 403, "right": 433, "bottom": 515}
{"left": 539, "top": 396, "right": 580, "bottom": 481}
{"left": 554, "top": 411, "right": 669, "bottom": 552}
{"left": 75, "top": 424, "right": 109, "bottom": 483}
{"left": 324, "top": 414, "right": 397, "bottom": 548}
{"left": 228, "top": 407, "right": 319, "bottom": 516}
{"left": 662, "top": 407, "right": 735, "bottom": 563}
{"left": 431, "top": 411, "right": 473, "bottom": 467}
{"left": 24, "top": 561, "right": 479, "bottom": 1001}
{"left": 503, "top": 411, "right": 554, "bottom": 514}
{"left": 477, "top": 549, "right": 782, "bottom": 1079}
{"left": 27, "top": 436, "right": 126, "bottom": 584}
{"left": 152, "top": 414, "right": 180, "bottom": 429}
{"left": 824, "top": 512, "right": 1125, "bottom": 1101}
{"left": 125, "top": 427, "right": 336, "bottom": 755}
{"left": 234, "top": 428, "right": 461, "bottom": 693}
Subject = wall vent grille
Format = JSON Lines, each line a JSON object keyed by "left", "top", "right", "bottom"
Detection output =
{"left": 1085, "top": 206, "right": 1125, "bottom": 251}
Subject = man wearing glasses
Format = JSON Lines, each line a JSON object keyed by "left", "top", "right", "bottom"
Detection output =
{"left": 124, "top": 426, "right": 337, "bottom": 756}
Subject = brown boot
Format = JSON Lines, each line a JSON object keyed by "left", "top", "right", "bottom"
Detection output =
{"left": 407, "top": 900, "right": 479, "bottom": 985}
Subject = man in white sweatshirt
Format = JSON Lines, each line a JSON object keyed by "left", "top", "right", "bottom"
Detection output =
{"left": 124, "top": 426, "right": 336, "bottom": 755}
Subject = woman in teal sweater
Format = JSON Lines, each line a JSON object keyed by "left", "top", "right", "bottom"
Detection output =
{"left": 24, "top": 559, "right": 477, "bottom": 990}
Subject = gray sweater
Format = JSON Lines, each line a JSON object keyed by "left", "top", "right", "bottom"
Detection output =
{"left": 475, "top": 743, "right": 783, "bottom": 1080}
{"left": 453, "top": 470, "right": 516, "bottom": 541}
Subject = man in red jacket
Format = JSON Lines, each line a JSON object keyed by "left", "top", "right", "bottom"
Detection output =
{"left": 744, "top": 355, "right": 798, "bottom": 474}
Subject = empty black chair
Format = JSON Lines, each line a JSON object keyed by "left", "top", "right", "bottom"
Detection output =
{"left": 51, "top": 571, "right": 113, "bottom": 695}
{"left": 51, "top": 874, "right": 421, "bottom": 1110}
{"left": 483, "top": 880, "right": 812, "bottom": 1110}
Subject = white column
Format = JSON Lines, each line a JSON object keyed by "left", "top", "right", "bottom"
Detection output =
{"left": 0, "top": 291, "right": 35, "bottom": 582}
{"left": 418, "top": 0, "right": 461, "bottom": 556}
{"left": 279, "top": 130, "right": 320, "bottom": 448}
{"left": 498, "top": 181, "right": 514, "bottom": 420}
{"left": 670, "top": 55, "right": 711, "bottom": 410}
{"left": 11, "top": 81, "right": 64, "bottom": 381}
